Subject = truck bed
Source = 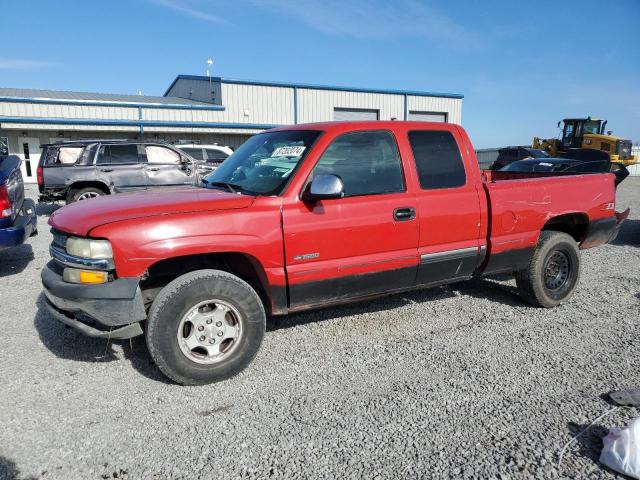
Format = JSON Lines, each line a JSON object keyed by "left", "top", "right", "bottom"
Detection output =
{"left": 480, "top": 170, "right": 616, "bottom": 275}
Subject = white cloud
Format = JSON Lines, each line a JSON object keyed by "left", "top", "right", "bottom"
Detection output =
{"left": 252, "top": 0, "right": 482, "bottom": 49}
{"left": 0, "top": 58, "right": 57, "bottom": 70}
{"left": 150, "top": 0, "right": 228, "bottom": 24}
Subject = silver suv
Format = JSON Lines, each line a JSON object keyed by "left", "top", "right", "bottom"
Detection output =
{"left": 38, "top": 140, "right": 200, "bottom": 203}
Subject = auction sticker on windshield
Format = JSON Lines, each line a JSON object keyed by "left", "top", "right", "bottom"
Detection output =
{"left": 271, "top": 146, "right": 306, "bottom": 157}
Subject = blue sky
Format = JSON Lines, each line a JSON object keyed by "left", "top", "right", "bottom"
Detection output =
{"left": 1, "top": 0, "right": 639, "bottom": 148}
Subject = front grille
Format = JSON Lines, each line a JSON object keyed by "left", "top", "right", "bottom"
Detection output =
{"left": 51, "top": 229, "right": 68, "bottom": 250}
{"left": 617, "top": 140, "right": 632, "bottom": 160}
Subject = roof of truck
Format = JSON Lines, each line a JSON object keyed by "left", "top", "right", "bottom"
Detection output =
{"left": 270, "top": 120, "right": 459, "bottom": 133}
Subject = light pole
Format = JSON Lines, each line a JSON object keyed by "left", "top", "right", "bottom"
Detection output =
{"left": 206, "top": 58, "right": 214, "bottom": 102}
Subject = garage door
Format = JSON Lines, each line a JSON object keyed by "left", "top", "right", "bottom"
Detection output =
{"left": 333, "top": 108, "right": 379, "bottom": 121}
{"left": 408, "top": 111, "right": 447, "bottom": 122}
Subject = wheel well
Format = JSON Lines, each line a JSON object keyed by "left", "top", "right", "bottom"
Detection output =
{"left": 542, "top": 213, "right": 589, "bottom": 242}
{"left": 140, "top": 253, "right": 272, "bottom": 314}
{"left": 69, "top": 181, "right": 110, "bottom": 195}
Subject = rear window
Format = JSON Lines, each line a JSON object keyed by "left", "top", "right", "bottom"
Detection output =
{"left": 408, "top": 130, "right": 466, "bottom": 189}
{"left": 43, "top": 145, "right": 85, "bottom": 165}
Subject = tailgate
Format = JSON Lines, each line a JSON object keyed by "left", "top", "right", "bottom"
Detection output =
{"left": 0, "top": 156, "right": 25, "bottom": 220}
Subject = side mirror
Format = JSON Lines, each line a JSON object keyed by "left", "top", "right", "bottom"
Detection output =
{"left": 301, "top": 174, "right": 344, "bottom": 202}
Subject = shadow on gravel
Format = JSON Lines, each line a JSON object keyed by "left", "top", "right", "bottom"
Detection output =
{"left": 565, "top": 421, "right": 622, "bottom": 477}
{"left": 33, "top": 294, "right": 171, "bottom": 385}
{"left": 611, "top": 219, "right": 640, "bottom": 247}
{"left": 0, "top": 455, "right": 37, "bottom": 480}
{"left": 268, "top": 277, "right": 525, "bottom": 332}
{"left": 35, "top": 201, "right": 61, "bottom": 216}
{"left": 0, "top": 243, "right": 34, "bottom": 277}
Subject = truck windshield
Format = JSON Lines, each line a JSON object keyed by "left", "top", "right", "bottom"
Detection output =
{"left": 203, "top": 130, "right": 321, "bottom": 196}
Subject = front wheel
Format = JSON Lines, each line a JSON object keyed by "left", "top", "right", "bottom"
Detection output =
{"left": 515, "top": 231, "right": 580, "bottom": 308}
{"left": 145, "top": 269, "right": 265, "bottom": 385}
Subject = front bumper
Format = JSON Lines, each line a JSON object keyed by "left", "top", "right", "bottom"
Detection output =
{"left": 0, "top": 199, "right": 37, "bottom": 250}
{"left": 41, "top": 261, "right": 146, "bottom": 339}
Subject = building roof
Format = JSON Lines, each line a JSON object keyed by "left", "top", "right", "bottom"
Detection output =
{"left": 165, "top": 75, "right": 464, "bottom": 99}
{"left": 0, "top": 87, "right": 209, "bottom": 106}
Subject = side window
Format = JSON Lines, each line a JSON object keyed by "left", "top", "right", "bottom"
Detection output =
{"left": 311, "top": 131, "right": 404, "bottom": 197}
{"left": 97, "top": 144, "right": 139, "bottom": 164}
{"left": 58, "top": 147, "right": 84, "bottom": 164}
{"left": 146, "top": 146, "right": 181, "bottom": 164}
{"left": 181, "top": 148, "right": 204, "bottom": 160}
{"left": 408, "top": 130, "right": 466, "bottom": 190}
{"left": 205, "top": 149, "right": 229, "bottom": 162}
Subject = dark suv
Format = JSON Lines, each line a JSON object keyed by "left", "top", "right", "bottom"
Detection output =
{"left": 38, "top": 140, "right": 200, "bottom": 203}
{"left": 490, "top": 146, "right": 550, "bottom": 170}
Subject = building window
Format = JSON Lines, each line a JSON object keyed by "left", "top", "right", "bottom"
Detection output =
{"left": 333, "top": 107, "right": 379, "bottom": 121}
{"left": 408, "top": 111, "right": 447, "bottom": 123}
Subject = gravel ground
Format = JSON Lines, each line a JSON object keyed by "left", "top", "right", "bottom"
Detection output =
{"left": 1, "top": 181, "right": 639, "bottom": 480}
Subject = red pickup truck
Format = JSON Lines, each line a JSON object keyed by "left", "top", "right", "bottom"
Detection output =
{"left": 41, "top": 121, "right": 626, "bottom": 385}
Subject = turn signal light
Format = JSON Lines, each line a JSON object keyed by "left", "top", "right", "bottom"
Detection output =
{"left": 63, "top": 268, "right": 108, "bottom": 284}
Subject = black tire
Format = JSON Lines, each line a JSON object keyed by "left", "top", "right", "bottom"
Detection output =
{"left": 67, "top": 186, "right": 106, "bottom": 203}
{"left": 515, "top": 231, "right": 580, "bottom": 308}
{"left": 145, "top": 269, "right": 265, "bottom": 385}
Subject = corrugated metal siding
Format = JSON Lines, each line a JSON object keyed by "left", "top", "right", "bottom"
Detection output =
{"left": 297, "top": 89, "right": 404, "bottom": 123}
{"left": 407, "top": 96, "right": 461, "bottom": 124}
{"left": 0, "top": 102, "right": 139, "bottom": 120}
{"left": 0, "top": 80, "right": 463, "bottom": 134}
{"left": 408, "top": 111, "right": 447, "bottom": 122}
{"left": 220, "top": 83, "right": 294, "bottom": 124}
{"left": 333, "top": 108, "right": 379, "bottom": 121}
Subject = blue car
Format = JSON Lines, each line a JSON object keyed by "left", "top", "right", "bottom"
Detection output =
{"left": 0, "top": 155, "right": 37, "bottom": 250}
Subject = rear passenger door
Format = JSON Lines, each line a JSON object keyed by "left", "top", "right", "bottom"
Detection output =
{"left": 408, "top": 130, "right": 484, "bottom": 285}
{"left": 144, "top": 145, "right": 195, "bottom": 188}
{"left": 283, "top": 130, "right": 419, "bottom": 309}
{"left": 96, "top": 144, "right": 147, "bottom": 192}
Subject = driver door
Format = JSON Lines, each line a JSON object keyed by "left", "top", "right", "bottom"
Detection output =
{"left": 282, "top": 130, "right": 419, "bottom": 310}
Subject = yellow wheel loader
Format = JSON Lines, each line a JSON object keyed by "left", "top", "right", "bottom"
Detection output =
{"left": 533, "top": 117, "right": 636, "bottom": 166}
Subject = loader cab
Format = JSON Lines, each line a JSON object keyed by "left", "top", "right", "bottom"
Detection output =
{"left": 560, "top": 118, "right": 604, "bottom": 149}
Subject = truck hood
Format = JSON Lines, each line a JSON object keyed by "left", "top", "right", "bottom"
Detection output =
{"left": 49, "top": 187, "right": 255, "bottom": 236}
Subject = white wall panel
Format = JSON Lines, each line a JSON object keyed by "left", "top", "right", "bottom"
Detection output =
{"left": 297, "top": 89, "right": 404, "bottom": 123}
{"left": 407, "top": 96, "right": 462, "bottom": 124}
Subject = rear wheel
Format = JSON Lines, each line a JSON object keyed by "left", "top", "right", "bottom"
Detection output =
{"left": 68, "top": 186, "right": 106, "bottom": 203}
{"left": 145, "top": 269, "right": 265, "bottom": 385}
{"left": 515, "top": 231, "right": 580, "bottom": 308}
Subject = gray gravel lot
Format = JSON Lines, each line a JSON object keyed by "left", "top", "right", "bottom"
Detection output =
{"left": 1, "top": 180, "right": 639, "bottom": 480}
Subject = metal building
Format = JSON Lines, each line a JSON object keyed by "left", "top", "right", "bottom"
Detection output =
{"left": 0, "top": 75, "right": 463, "bottom": 183}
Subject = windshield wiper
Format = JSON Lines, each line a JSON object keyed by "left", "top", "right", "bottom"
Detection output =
{"left": 208, "top": 181, "right": 243, "bottom": 194}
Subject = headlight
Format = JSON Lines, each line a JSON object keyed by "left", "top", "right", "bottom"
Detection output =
{"left": 66, "top": 237, "right": 113, "bottom": 259}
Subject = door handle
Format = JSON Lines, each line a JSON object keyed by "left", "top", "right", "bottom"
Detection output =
{"left": 393, "top": 207, "right": 416, "bottom": 221}
{"left": 147, "top": 167, "right": 160, "bottom": 171}
{"left": 99, "top": 168, "right": 113, "bottom": 172}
